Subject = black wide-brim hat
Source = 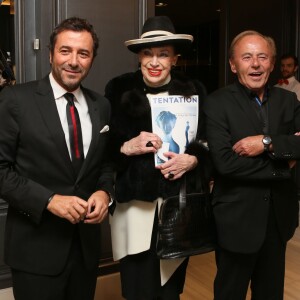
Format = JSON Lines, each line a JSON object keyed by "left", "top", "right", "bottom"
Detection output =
{"left": 125, "top": 16, "right": 193, "bottom": 54}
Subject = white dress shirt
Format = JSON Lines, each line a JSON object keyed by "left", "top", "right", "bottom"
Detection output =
{"left": 275, "top": 76, "right": 300, "bottom": 101}
{"left": 49, "top": 73, "right": 92, "bottom": 158}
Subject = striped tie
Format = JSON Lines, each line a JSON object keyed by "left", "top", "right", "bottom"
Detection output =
{"left": 64, "top": 92, "right": 84, "bottom": 173}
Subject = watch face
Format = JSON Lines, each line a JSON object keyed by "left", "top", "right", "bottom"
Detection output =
{"left": 263, "top": 136, "right": 272, "bottom": 145}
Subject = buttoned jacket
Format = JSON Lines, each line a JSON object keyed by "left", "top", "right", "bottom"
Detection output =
{"left": 204, "top": 82, "right": 300, "bottom": 253}
{"left": 0, "top": 76, "right": 114, "bottom": 275}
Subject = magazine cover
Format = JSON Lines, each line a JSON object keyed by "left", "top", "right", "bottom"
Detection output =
{"left": 149, "top": 95, "right": 199, "bottom": 166}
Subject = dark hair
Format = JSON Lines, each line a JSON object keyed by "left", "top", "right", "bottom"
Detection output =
{"left": 49, "top": 17, "right": 99, "bottom": 58}
{"left": 280, "top": 53, "right": 299, "bottom": 67}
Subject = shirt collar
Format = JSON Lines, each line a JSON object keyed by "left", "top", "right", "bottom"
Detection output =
{"left": 49, "top": 72, "right": 82, "bottom": 101}
{"left": 235, "top": 80, "right": 270, "bottom": 103}
{"left": 287, "top": 76, "right": 296, "bottom": 84}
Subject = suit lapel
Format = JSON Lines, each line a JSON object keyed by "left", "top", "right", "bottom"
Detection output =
{"left": 35, "top": 78, "right": 105, "bottom": 181}
{"left": 35, "top": 77, "right": 74, "bottom": 173}
{"left": 230, "top": 83, "right": 263, "bottom": 133}
{"left": 268, "top": 88, "right": 282, "bottom": 134}
{"left": 75, "top": 90, "right": 101, "bottom": 181}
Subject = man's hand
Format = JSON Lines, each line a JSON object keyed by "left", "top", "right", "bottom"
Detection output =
{"left": 232, "top": 135, "right": 264, "bottom": 157}
{"left": 84, "top": 190, "right": 110, "bottom": 224}
{"left": 47, "top": 195, "right": 88, "bottom": 224}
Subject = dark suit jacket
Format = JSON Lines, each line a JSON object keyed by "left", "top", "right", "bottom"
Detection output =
{"left": 0, "top": 76, "right": 114, "bottom": 275}
{"left": 204, "top": 81, "right": 300, "bottom": 253}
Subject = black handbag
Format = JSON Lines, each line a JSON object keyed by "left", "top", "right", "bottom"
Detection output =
{"left": 157, "top": 178, "right": 216, "bottom": 259}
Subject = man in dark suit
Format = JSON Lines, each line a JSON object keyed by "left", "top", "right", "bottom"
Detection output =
{"left": 0, "top": 17, "right": 114, "bottom": 300}
{"left": 204, "top": 30, "right": 300, "bottom": 300}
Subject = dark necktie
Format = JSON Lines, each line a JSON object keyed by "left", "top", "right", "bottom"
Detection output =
{"left": 64, "top": 93, "right": 84, "bottom": 173}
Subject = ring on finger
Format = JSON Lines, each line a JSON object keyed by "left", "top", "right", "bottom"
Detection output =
{"left": 168, "top": 172, "right": 174, "bottom": 179}
{"left": 146, "top": 141, "right": 153, "bottom": 147}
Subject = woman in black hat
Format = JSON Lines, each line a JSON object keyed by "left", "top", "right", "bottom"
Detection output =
{"left": 105, "top": 16, "right": 211, "bottom": 300}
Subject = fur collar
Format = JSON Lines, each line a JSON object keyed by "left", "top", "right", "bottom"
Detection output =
{"left": 120, "top": 70, "right": 198, "bottom": 118}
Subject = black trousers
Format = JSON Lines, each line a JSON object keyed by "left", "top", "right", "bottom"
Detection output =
{"left": 11, "top": 231, "right": 98, "bottom": 300}
{"left": 214, "top": 204, "right": 286, "bottom": 300}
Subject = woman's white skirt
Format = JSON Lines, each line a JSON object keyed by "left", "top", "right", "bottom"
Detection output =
{"left": 110, "top": 199, "right": 185, "bottom": 285}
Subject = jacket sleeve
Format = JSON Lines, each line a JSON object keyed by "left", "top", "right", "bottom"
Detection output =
{"left": 203, "top": 90, "right": 292, "bottom": 182}
{"left": 104, "top": 74, "right": 147, "bottom": 172}
{"left": 270, "top": 93, "right": 300, "bottom": 160}
{"left": 0, "top": 86, "right": 54, "bottom": 224}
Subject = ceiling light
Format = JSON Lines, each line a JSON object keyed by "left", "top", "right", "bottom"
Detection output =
{"left": 156, "top": 2, "right": 168, "bottom": 7}
{"left": 1, "top": 0, "right": 10, "bottom": 5}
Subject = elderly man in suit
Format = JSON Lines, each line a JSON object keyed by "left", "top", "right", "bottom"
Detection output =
{"left": 0, "top": 17, "right": 114, "bottom": 300}
{"left": 204, "top": 30, "right": 300, "bottom": 300}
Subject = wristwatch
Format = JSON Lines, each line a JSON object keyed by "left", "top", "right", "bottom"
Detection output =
{"left": 262, "top": 135, "right": 272, "bottom": 151}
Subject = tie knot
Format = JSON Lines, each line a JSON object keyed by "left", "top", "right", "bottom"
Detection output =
{"left": 64, "top": 93, "right": 75, "bottom": 105}
{"left": 278, "top": 78, "right": 289, "bottom": 85}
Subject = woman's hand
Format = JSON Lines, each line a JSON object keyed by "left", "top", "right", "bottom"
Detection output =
{"left": 120, "top": 131, "right": 162, "bottom": 156}
{"left": 156, "top": 152, "right": 198, "bottom": 180}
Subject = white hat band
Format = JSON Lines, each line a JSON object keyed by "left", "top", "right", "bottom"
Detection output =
{"left": 141, "top": 30, "right": 174, "bottom": 39}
